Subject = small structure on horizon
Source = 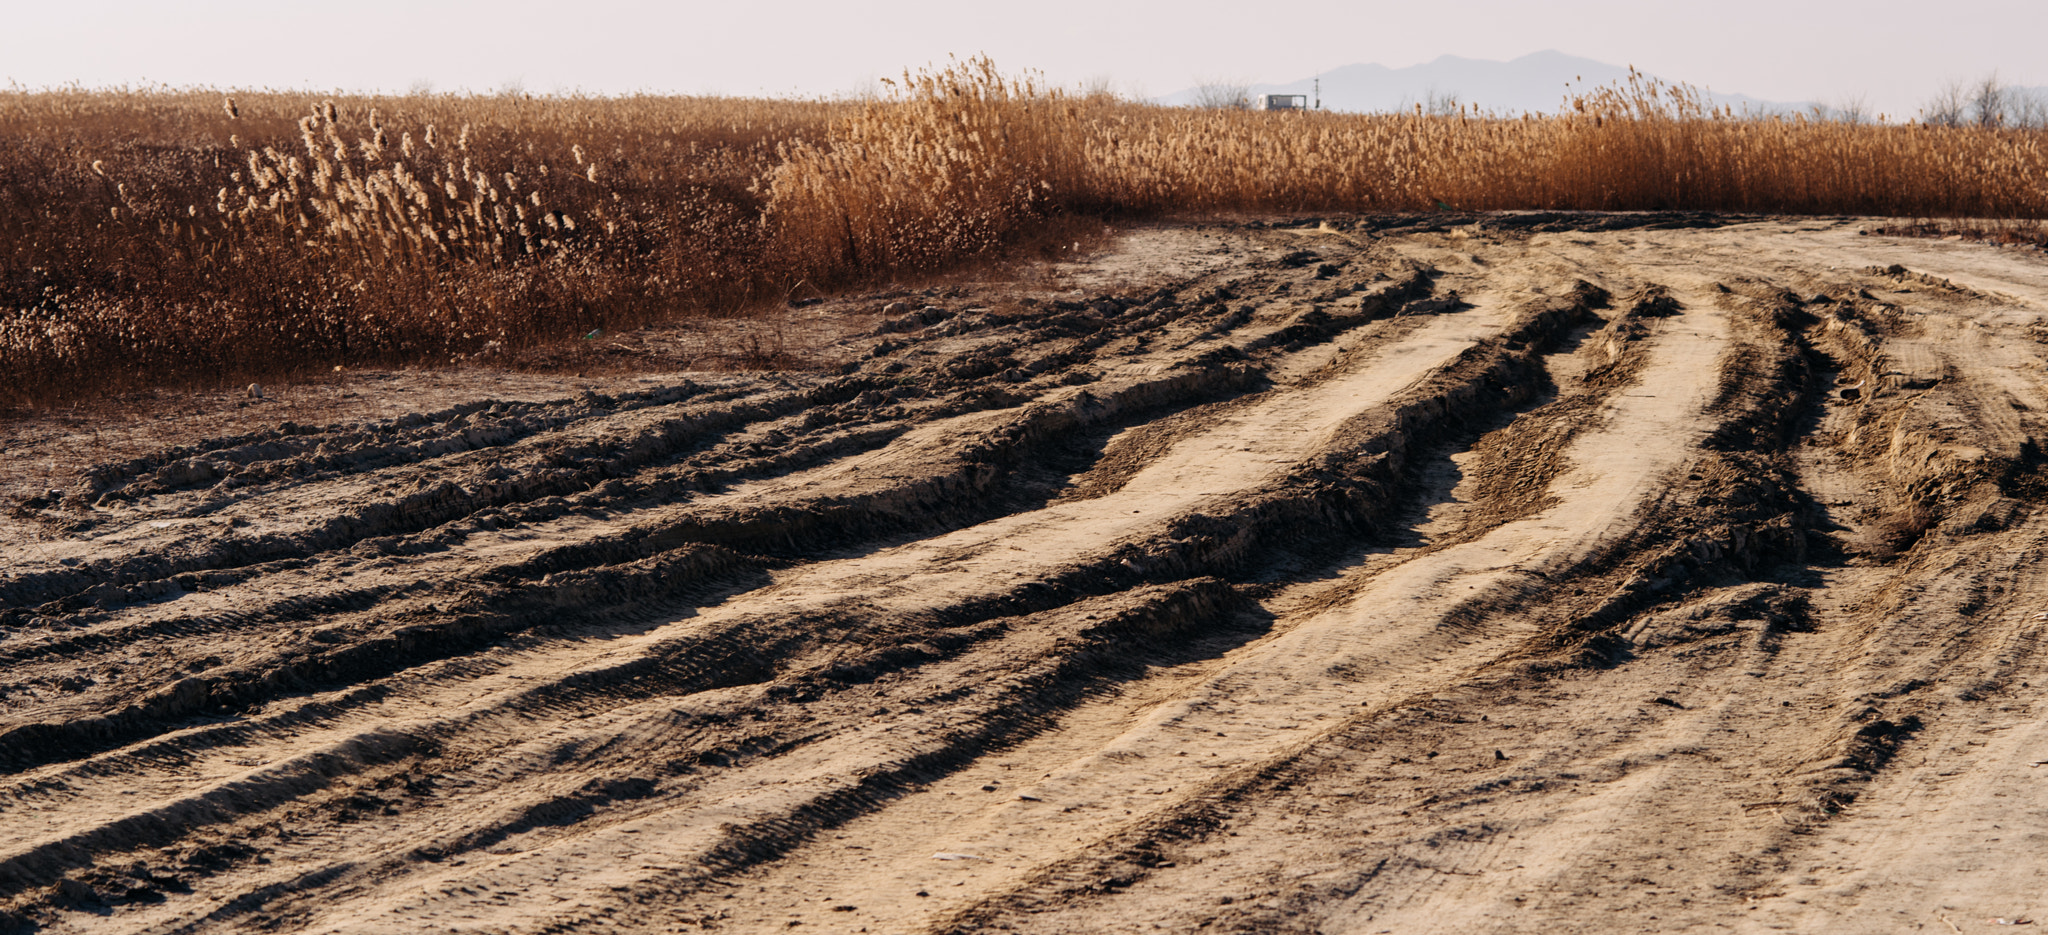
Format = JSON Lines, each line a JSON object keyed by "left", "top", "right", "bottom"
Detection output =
{"left": 1256, "top": 94, "right": 1309, "bottom": 111}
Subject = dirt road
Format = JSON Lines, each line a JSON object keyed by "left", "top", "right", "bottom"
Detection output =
{"left": 4, "top": 215, "right": 2048, "bottom": 934}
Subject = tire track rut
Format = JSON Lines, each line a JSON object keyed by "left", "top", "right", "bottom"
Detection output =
{"left": 6, "top": 216, "right": 2048, "bottom": 934}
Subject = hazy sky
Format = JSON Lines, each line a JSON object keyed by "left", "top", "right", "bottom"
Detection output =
{"left": 5, "top": 0, "right": 2044, "bottom": 116}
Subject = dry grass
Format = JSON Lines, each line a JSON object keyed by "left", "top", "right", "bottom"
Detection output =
{"left": 6, "top": 61, "right": 2048, "bottom": 408}
{"left": 1868, "top": 218, "right": 2048, "bottom": 251}
{"left": 1, "top": 86, "right": 842, "bottom": 406}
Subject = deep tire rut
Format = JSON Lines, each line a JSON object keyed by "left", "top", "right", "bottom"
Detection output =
{"left": 7, "top": 215, "right": 2048, "bottom": 934}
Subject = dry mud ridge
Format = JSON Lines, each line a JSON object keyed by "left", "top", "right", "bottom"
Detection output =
{"left": 4, "top": 214, "right": 2048, "bottom": 934}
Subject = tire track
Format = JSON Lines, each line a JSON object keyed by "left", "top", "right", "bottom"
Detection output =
{"left": 8, "top": 217, "right": 2048, "bottom": 934}
{"left": 682, "top": 266, "right": 1738, "bottom": 935}
{"left": 0, "top": 229, "right": 1461, "bottom": 928}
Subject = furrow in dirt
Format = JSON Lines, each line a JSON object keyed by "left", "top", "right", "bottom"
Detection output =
{"left": 7, "top": 217, "right": 2048, "bottom": 934}
{"left": 286, "top": 283, "right": 1606, "bottom": 935}
{"left": 0, "top": 263, "right": 1442, "bottom": 778}
{"left": 119, "top": 265, "right": 1605, "bottom": 928}
{"left": 0, "top": 231, "right": 1425, "bottom": 904}
{"left": 887, "top": 255, "right": 1803, "bottom": 935}
{"left": 1, "top": 253, "right": 1430, "bottom": 619}
{"left": 0, "top": 240, "right": 1564, "bottom": 930}
{"left": 722, "top": 276, "right": 1757, "bottom": 935}
{"left": 911, "top": 224, "right": 2048, "bottom": 935}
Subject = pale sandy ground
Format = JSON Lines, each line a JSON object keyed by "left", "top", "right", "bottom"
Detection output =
{"left": 1, "top": 215, "right": 2045, "bottom": 934}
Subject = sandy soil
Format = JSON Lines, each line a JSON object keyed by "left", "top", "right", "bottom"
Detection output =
{"left": 3, "top": 214, "right": 2047, "bottom": 934}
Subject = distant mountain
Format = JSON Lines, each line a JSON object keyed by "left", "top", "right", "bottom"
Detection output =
{"left": 1158, "top": 50, "right": 1798, "bottom": 115}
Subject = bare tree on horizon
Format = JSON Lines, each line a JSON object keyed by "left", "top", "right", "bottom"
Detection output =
{"left": 1191, "top": 79, "right": 1250, "bottom": 110}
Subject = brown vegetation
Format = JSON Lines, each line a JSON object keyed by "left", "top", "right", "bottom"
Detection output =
{"left": 1870, "top": 217, "right": 2048, "bottom": 249}
{"left": 6, "top": 60, "right": 2047, "bottom": 406}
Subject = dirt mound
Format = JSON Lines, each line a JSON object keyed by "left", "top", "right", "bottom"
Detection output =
{"left": 4, "top": 216, "right": 2048, "bottom": 934}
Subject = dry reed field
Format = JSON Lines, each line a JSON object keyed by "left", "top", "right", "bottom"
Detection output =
{"left": 5, "top": 57, "right": 2048, "bottom": 408}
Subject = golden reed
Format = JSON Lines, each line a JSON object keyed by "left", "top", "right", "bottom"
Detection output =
{"left": 3, "top": 59, "right": 2044, "bottom": 406}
